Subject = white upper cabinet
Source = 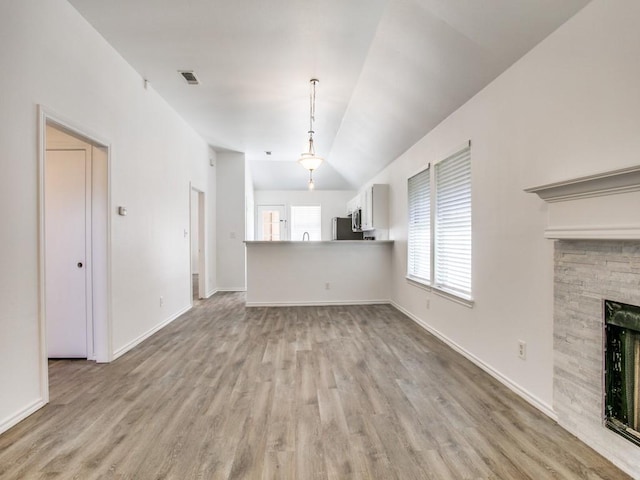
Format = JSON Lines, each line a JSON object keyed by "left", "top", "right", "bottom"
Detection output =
{"left": 361, "top": 184, "right": 389, "bottom": 232}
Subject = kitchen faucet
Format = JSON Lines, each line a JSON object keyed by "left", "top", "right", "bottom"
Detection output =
{"left": 302, "top": 232, "right": 309, "bottom": 241}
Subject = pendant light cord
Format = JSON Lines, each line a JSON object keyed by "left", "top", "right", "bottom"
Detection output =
{"left": 310, "top": 79, "right": 316, "bottom": 132}
{"left": 308, "top": 79, "right": 318, "bottom": 152}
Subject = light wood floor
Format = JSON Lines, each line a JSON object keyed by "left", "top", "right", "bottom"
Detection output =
{"left": 0, "top": 293, "right": 631, "bottom": 479}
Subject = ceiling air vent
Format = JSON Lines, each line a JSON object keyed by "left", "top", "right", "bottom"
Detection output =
{"left": 178, "top": 70, "right": 199, "bottom": 85}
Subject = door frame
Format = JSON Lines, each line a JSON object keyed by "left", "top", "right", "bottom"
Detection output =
{"left": 37, "top": 106, "right": 113, "bottom": 403}
{"left": 255, "top": 204, "right": 287, "bottom": 241}
{"left": 189, "top": 184, "right": 206, "bottom": 303}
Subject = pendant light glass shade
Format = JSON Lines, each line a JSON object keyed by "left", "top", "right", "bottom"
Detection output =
{"left": 298, "top": 151, "right": 323, "bottom": 171}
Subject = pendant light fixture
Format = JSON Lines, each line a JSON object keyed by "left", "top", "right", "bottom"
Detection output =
{"left": 298, "top": 78, "right": 323, "bottom": 190}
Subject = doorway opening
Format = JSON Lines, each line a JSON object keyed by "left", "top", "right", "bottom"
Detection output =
{"left": 190, "top": 186, "right": 205, "bottom": 303}
{"left": 39, "top": 111, "right": 110, "bottom": 401}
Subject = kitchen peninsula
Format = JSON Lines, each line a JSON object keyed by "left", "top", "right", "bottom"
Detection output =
{"left": 245, "top": 240, "right": 393, "bottom": 306}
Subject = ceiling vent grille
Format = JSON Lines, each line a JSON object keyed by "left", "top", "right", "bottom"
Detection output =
{"left": 178, "top": 70, "right": 199, "bottom": 85}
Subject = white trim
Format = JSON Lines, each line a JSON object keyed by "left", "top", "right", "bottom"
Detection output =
{"left": 206, "top": 288, "right": 219, "bottom": 298}
{"left": 525, "top": 165, "right": 640, "bottom": 203}
{"left": 216, "top": 287, "right": 247, "bottom": 292}
{"left": 37, "top": 107, "right": 49, "bottom": 404}
{"left": 197, "top": 191, "right": 206, "bottom": 299}
{"left": 189, "top": 184, "right": 207, "bottom": 302}
{"left": 406, "top": 276, "right": 431, "bottom": 290}
{"left": 0, "top": 399, "right": 47, "bottom": 435}
{"left": 246, "top": 299, "right": 391, "bottom": 308}
{"left": 390, "top": 301, "right": 557, "bottom": 421}
{"left": 431, "top": 286, "right": 474, "bottom": 307}
{"left": 84, "top": 148, "right": 94, "bottom": 360}
{"left": 39, "top": 106, "right": 113, "bottom": 368}
{"left": 406, "top": 277, "right": 474, "bottom": 307}
{"left": 40, "top": 106, "right": 112, "bottom": 149}
{"left": 112, "top": 305, "right": 191, "bottom": 360}
{"left": 544, "top": 225, "right": 640, "bottom": 240}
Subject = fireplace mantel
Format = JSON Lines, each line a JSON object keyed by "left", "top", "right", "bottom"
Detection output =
{"left": 525, "top": 165, "right": 640, "bottom": 240}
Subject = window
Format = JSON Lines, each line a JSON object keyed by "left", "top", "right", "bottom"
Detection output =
{"left": 407, "top": 167, "right": 431, "bottom": 284}
{"left": 407, "top": 144, "right": 472, "bottom": 301}
{"left": 290, "top": 205, "right": 321, "bottom": 241}
{"left": 434, "top": 147, "right": 471, "bottom": 297}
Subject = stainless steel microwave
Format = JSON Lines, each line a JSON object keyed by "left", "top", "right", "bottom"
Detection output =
{"left": 351, "top": 208, "right": 362, "bottom": 232}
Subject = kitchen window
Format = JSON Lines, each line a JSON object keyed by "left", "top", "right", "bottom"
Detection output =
{"left": 290, "top": 205, "right": 321, "bottom": 241}
{"left": 407, "top": 143, "right": 472, "bottom": 302}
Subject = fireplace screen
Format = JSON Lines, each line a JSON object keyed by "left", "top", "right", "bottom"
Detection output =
{"left": 605, "top": 299, "right": 640, "bottom": 447}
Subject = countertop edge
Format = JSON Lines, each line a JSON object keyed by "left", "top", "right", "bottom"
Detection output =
{"left": 244, "top": 240, "right": 394, "bottom": 245}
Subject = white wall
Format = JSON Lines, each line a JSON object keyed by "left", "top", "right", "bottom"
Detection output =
{"left": 204, "top": 148, "right": 218, "bottom": 296}
{"left": 191, "top": 189, "right": 199, "bottom": 273}
{"left": 363, "top": 0, "right": 640, "bottom": 443}
{"left": 216, "top": 152, "right": 246, "bottom": 291}
{"left": 246, "top": 242, "right": 392, "bottom": 306}
{"left": 245, "top": 162, "right": 255, "bottom": 242}
{"left": 0, "top": 0, "right": 213, "bottom": 433}
{"left": 254, "top": 190, "right": 356, "bottom": 241}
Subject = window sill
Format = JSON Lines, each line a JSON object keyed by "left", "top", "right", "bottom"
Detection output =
{"left": 432, "top": 286, "right": 474, "bottom": 308}
{"left": 406, "top": 276, "right": 431, "bottom": 291}
{"left": 406, "top": 276, "right": 474, "bottom": 308}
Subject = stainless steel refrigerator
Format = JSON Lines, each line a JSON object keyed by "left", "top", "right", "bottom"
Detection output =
{"left": 332, "top": 217, "right": 363, "bottom": 240}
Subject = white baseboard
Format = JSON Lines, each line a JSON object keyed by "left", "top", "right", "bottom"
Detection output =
{"left": 246, "top": 299, "right": 391, "bottom": 307}
{"left": 0, "top": 398, "right": 46, "bottom": 435}
{"left": 112, "top": 305, "right": 191, "bottom": 360}
{"left": 206, "top": 288, "right": 219, "bottom": 298}
{"left": 390, "top": 301, "right": 557, "bottom": 421}
{"left": 216, "top": 287, "right": 246, "bottom": 292}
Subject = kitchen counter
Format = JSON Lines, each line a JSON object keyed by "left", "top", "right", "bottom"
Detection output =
{"left": 245, "top": 240, "right": 393, "bottom": 306}
{"left": 244, "top": 240, "right": 393, "bottom": 245}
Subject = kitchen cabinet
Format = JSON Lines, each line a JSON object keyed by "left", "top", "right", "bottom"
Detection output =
{"left": 361, "top": 184, "right": 388, "bottom": 232}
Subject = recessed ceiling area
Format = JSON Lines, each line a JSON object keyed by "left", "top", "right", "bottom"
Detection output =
{"left": 68, "top": 0, "right": 590, "bottom": 190}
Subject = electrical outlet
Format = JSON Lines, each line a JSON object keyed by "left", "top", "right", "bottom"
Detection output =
{"left": 518, "top": 340, "right": 526, "bottom": 360}
{"left": 325, "top": 282, "right": 330, "bottom": 290}
{"left": 160, "top": 296, "right": 164, "bottom": 307}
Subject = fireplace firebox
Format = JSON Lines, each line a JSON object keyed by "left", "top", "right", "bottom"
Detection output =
{"left": 605, "top": 299, "right": 640, "bottom": 447}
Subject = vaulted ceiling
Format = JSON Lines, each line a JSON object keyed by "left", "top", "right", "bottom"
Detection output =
{"left": 69, "top": 0, "right": 590, "bottom": 190}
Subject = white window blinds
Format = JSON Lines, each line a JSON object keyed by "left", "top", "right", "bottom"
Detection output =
{"left": 434, "top": 146, "right": 471, "bottom": 297}
{"left": 407, "top": 167, "right": 431, "bottom": 284}
{"left": 290, "top": 205, "right": 321, "bottom": 241}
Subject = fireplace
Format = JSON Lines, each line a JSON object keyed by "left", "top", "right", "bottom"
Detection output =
{"left": 526, "top": 165, "right": 640, "bottom": 476}
{"left": 552, "top": 240, "right": 640, "bottom": 476}
{"left": 605, "top": 300, "right": 640, "bottom": 447}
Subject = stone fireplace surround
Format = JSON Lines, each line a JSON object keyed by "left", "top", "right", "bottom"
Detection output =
{"left": 527, "top": 165, "right": 640, "bottom": 478}
{"left": 554, "top": 240, "right": 640, "bottom": 476}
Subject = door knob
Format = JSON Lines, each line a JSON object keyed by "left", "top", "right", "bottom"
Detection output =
{"left": 77, "top": 262, "right": 83, "bottom": 268}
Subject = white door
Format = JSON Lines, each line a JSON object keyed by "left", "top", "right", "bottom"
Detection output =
{"left": 256, "top": 205, "right": 286, "bottom": 241}
{"left": 45, "top": 149, "right": 88, "bottom": 358}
